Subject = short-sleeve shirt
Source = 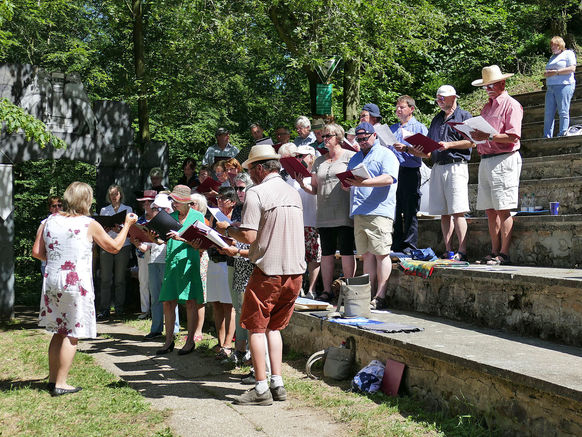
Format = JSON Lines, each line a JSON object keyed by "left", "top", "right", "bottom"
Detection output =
{"left": 546, "top": 50, "right": 577, "bottom": 86}
{"left": 293, "top": 132, "right": 316, "bottom": 148}
{"left": 311, "top": 150, "right": 355, "bottom": 228}
{"left": 240, "top": 172, "right": 306, "bottom": 275}
{"left": 428, "top": 106, "right": 473, "bottom": 163}
{"left": 348, "top": 144, "right": 400, "bottom": 218}
{"left": 478, "top": 91, "right": 523, "bottom": 155}
{"left": 201, "top": 143, "right": 240, "bottom": 166}
{"left": 389, "top": 116, "right": 428, "bottom": 168}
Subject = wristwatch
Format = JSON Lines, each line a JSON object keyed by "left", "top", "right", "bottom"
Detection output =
{"left": 488, "top": 133, "right": 495, "bottom": 141}
{"left": 233, "top": 248, "right": 241, "bottom": 258}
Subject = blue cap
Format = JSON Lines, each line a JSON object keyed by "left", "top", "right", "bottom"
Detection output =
{"left": 362, "top": 103, "right": 382, "bottom": 119}
{"left": 355, "top": 122, "right": 375, "bottom": 135}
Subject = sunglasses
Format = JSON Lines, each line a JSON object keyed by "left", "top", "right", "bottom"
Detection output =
{"left": 435, "top": 95, "right": 446, "bottom": 102}
{"left": 234, "top": 186, "right": 245, "bottom": 192}
{"left": 321, "top": 134, "right": 335, "bottom": 139}
{"left": 356, "top": 134, "right": 372, "bottom": 142}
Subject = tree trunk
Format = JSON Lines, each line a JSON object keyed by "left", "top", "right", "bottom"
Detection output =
{"left": 304, "top": 67, "right": 319, "bottom": 116}
{"left": 132, "top": 0, "right": 150, "bottom": 147}
{"left": 343, "top": 58, "right": 360, "bottom": 121}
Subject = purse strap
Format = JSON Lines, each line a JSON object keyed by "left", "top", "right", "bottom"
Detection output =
{"left": 305, "top": 349, "right": 327, "bottom": 380}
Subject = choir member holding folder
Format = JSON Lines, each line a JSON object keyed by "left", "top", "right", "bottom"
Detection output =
{"left": 298, "top": 123, "right": 356, "bottom": 303}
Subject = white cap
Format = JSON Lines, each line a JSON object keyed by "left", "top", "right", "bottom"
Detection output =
{"left": 436, "top": 85, "right": 458, "bottom": 97}
{"left": 296, "top": 145, "right": 316, "bottom": 156}
{"left": 152, "top": 193, "right": 173, "bottom": 210}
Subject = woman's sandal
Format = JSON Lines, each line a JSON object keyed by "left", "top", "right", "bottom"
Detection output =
{"left": 216, "top": 347, "right": 232, "bottom": 360}
{"left": 316, "top": 290, "right": 334, "bottom": 303}
{"left": 486, "top": 253, "right": 511, "bottom": 265}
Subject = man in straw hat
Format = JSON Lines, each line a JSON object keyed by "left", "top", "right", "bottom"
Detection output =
{"left": 216, "top": 143, "right": 306, "bottom": 406}
{"left": 470, "top": 65, "right": 523, "bottom": 265}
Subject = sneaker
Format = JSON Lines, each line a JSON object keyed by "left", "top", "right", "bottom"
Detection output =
{"left": 270, "top": 385, "right": 287, "bottom": 401}
{"left": 370, "top": 296, "right": 387, "bottom": 310}
{"left": 241, "top": 370, "right": 256, "bottom": 385}
{"left": 137, "top": 312, "right": 150, "bottom": 320}
{"left": 232, "top": 387, "right": 273, "bottom": 406}
{"left": 453, "top": 252, "right": 468, "bottom": 262}
{"left": 304, "top": 290, "right": 318, "bottom": 300}
{"left": 143, "top": 332, "right": 163, "bottom": 341}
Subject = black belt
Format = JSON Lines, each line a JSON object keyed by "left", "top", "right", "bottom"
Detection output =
{"left": 481, "top": 151, "right": 515, "bottom": 159}
{"left": 435, "top": 157, "right": 467, "bottom": 165}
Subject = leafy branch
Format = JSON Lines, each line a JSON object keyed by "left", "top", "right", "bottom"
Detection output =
{"left": 0, "top": 98, "right": 67, "bottom": 149}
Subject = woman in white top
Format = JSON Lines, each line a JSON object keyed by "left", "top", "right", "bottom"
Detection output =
{"left": 32, "top": 182, "right": 137, "bottom": 396}
{"left": 97, "top": 184, "right": 133, "bottom": 318}
{"left": 544, "top": 35, "right": 577, "bottom": 138}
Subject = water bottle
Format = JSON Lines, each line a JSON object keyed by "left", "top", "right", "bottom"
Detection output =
{"left": 529, "top": 193, "right": 536, "bottom": 212}
{"left": 521, "top": 193, "right": 528, "bottom": 212}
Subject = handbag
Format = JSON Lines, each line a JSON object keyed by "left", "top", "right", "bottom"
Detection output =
{"left": 305, "top": 337, "right": 356, "bottom": 380}
{"left": 335, "top": 274, "right": 371, "bottom": 319}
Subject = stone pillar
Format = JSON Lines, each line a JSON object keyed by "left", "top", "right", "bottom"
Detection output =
{"left": 0, "top": 164, "right": 14, "bottom": 320}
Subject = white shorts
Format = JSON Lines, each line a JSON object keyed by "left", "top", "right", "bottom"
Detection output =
{"left": 476, "top": 152, "right": 522, "bottom": 211}
{"left": 428, "top": 162, "right": 470, "bottom": 215}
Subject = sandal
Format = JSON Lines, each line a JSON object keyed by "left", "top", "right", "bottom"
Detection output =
{"left": 316, "top": 291, "right": 334, "bottom": 303}
{"left": 486, "top": 253, "right": 511, "bottom": 266}
{"left": 475, "top": 253, "right": 497, "bottom": 264}
{"left": 216, "top": 347, "right": 232, "bottom": 360}
{"left": 193, "top": 335, "right": 203, "bottom": 343}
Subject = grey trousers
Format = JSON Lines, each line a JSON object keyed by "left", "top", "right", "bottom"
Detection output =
{"left": 99, "top": 245, "right": 131, "bottom": 313}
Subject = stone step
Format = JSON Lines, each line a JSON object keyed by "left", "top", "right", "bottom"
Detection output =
{"left": 520, "top": 135, "right": 582, "bottom": 157}
{"left": 514, "top": 82, "right": 582, "bottom": 108}
{"left": 417, "top": 214, "right": 582, "bottom": 268}
{"left": 284, "top": 308, "right": 582, "bottom": 436}
{"left": 523, "top": 98, "right": 582, "bottom": 123}
{"left": 467, "top": 153, "right": 582, "bottom": 184}
{"left": 465, "top": 175, "right": 582, "bottom": 214}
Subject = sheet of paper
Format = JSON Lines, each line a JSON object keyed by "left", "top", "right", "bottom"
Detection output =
{"left": 375, "top": 124, "right": 398, "bottom": 147}
{"left": 207, "top": 206, "right": 232, "bottom": 224}
{"left": 194, "top": 220, "right": 231, "bottom": 248}
{"left": 351, "top": 163, "right": 372, "bottom": 179}
{"left": 451, "top": 116, "right": 499, "bottom": 144}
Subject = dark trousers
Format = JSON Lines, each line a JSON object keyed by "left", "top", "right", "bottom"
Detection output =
{"left": 393, "top": 166, "right": 421, "bottom": 251}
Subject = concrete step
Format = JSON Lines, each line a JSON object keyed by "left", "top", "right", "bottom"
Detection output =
{"left": 521, "top": 135, "right": 582, "bottom": 157}
{"left": 284, "top": 308, "right": 582, "bottom": 436}
{"left": 514, "top": 83, "right": 582, "bottom": 108}
{"left": 465, "top": 175, "right": 582, "bottom": 214}
{"left": 523, "top": 98, "right": 582, "bottom": 123}
{"left": 417, "top": 214, "right": 582, "bottom": 268}
{"left": 467, "top": 153, "right": 582, "bottom": 184}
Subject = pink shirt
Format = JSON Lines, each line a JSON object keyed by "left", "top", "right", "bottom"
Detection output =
{"left": 477, "top": 91, "right": 523, "bottom": 155}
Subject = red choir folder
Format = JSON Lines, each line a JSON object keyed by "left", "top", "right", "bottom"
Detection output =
{"left": 403, "top": 133, "right": 442, "bottom": 153}
{"left": 341, "top": 138, "right": 358, "bottom": 152}
{"left": 196, "top": 177, "right": 222, "bottom": 194}
{"left": 128, "top": 223, "right": 152, "bottom": 243}
{"left": 335, "top": 164, "right": 371, "bottom": 188}
{"left": 179, "top": 220, "right": 233, "bottom": 249}
{"left": 380, "top": 359, "right": 405, "bottom": 397}
{"left": 272, "top": 142, "right": 283, "bottom": 152}
{"left": 280, "top": 156, "right": 311, "bottom": 180}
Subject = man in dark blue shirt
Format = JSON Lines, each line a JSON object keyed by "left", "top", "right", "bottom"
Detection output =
{"left": 410, "top": 85, "right": 473, "bottom": 260}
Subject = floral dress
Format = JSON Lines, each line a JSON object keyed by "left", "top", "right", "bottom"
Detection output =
{"left": 39, "top": 214, "right": 97, "bottom": 338}
{"left": 231, "top": 205, "right": 254, "bottom": 294}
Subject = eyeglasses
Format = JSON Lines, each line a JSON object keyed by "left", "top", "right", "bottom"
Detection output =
{"left": 321, "top": 134, "right": 335, "bottom": 139}
{"left": 234, "top": 186, "right": 245, "bottom": 192}
{"left": 482, "top": 84, "right": 495, "bottom": 90}
{"left": 50, "top": 203, "right": 62, "bottom": 208}
{"left": 395, "top": 105, "right": 409, "bottom": 110}
{"left": 217, "top": 197, "right": 233, "bottom": 202}
{"left": 295, "top": 153, "right": 307, "bottom": 158}
{"left": 356, "top": 134, "right": 372, "bottom": 143}
{"left": 248, "top": 163, "right": 260, "bottom": 170}
{"left": 435, "top": 95, "right": 446, "bottom": 102}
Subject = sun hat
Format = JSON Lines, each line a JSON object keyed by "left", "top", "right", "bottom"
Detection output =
{"left": 152, "top": 193, "right": 173, "bottom": 210}
{"left": 296, "top": 145, "right": 316, "bottom": 156}
{"left": 355, "top": 122, "right": 375, "bottom": 135}
{"left": 215, "top": 127, "right": 229, "bottom": 136}
{"left": 136, "top": 190, "right": 157, "bottom": 201}
{"left": 169, "top": 185, "right": 192, "bottom": 203}
{"left": 241, "top": 144, "right": 280, "bottom": 169}
{"left": 362, "top": 103, "right": 382, "bottom": 119}
{"left": 471, "top": 65, "right": 514, "bottom": 87}
{"left": 436, "top": 85, "right": 458, "bottom": 97}
{"left": 346, "top": 127, "right": 356, "bottom": 136}
{"left": 311, "top": 119, "right": 325, "bottom": 130}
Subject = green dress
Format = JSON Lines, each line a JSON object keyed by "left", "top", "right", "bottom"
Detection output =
{"left": 159, "top": 208, "right": 205, "bottom": 304}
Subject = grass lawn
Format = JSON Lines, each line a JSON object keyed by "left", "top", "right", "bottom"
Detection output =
{"left": 0, "top": 315, "right": 173, "bottom": 437}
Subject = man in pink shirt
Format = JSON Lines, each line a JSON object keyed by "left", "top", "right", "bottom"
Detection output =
{"left": 471, "top": 65, "right": 523, "bottom": 265}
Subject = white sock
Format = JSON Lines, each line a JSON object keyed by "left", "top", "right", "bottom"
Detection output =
{"left": 270, "top": 374, "right": 283, "bottom": 388}
{"left": 255, "top": 379, "right": 269, "bottom": 394}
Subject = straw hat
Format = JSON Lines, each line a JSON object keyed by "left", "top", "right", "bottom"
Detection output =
{"left": 471, "top": 65, "right": 514, "bottom": 87}
{"left": 241, "top": 144, "right": 280, "bottom": 169}
{"left": 169, "top": 185, "right": 192, "bottom": 203}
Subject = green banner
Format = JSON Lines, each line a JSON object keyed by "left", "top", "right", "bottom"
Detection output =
{"left": 316, "top": 83, "right": 332, "bottom": 115}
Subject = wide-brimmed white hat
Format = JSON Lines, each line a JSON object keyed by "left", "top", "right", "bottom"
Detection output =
{"left": 471, "top": 65, "right": 514, "bottom": 87}
{"left": 242, "top": 144, "right": 280, "bottom": 169}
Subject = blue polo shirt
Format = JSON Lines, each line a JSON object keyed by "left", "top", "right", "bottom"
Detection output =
{"left": 347, "top": 144, "right": 400, "bottom": 218}
{"left": 427, "top": 106, "right": 473, "bottom": 164}
{"left": 389, "top": 116, "right": 428, "bottom": 168}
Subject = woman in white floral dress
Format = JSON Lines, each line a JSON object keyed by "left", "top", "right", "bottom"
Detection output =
{"left": 32, "top": 182, "right": 137, "bottom": 397}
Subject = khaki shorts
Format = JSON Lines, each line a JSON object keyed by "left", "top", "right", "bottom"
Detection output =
{"left": 428, "top": 162, "right": 470, "bottom": 215}
{"left": 240, "top": 268, "right": 302, "bottom": 333}
{"left": 476, "top": 152, "right": 522, "bottom": 211}
{"left": 353, "top": 214, "right": 393, "bottom": 256}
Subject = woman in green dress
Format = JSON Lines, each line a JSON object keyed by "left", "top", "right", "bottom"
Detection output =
{"left": 156, "top": 185, "right": 205, "bottom": 355}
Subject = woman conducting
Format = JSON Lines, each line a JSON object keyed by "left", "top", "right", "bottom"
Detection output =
{"left": 32, "top": 181, "right": 137, "bottom": 396}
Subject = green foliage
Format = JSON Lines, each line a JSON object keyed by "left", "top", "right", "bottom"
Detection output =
{"left": 0, "top": 99, "right": 67, "bottom": 149}
{"left": 13, "top": 159, "right": 96, "bottom": 306}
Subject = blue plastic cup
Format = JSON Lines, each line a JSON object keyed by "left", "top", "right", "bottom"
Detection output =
{"left": 550, "top": 202, "right": 560, "bottom": 215}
